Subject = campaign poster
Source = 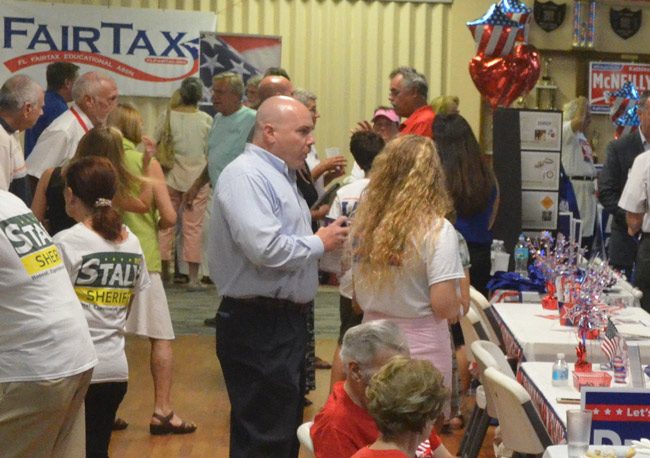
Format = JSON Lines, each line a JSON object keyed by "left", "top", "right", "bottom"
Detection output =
{"left": 583, "top": 388, "right": 650, "bottom": 445}
{"left": 589, "top": 62, "right": 650, "bottom": 114}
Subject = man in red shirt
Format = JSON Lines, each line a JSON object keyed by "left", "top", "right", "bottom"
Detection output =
{"left": 310, "top": 320, "right": 451, "bottom": 458}
{"left": 389, "top": 67, "right": 435, "bottom": 138}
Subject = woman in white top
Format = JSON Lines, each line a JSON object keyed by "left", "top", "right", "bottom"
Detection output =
{"left": 54, "top": 156, "right": 150, "bottom": 458}
{"left": 156, "top": 77, "right": 213, "bottom": 288}
{"left": 351, "top": 135, "right": 465, "bottom": 416}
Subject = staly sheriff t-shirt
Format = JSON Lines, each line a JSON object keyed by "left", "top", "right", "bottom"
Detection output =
{"left": 0, "top": 190, "right": 97, "bottom": 382}
{"left": 54, "top": 223, "right": 150, "bottom": 383}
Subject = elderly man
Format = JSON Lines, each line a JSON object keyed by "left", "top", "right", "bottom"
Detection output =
{"left": 389, "top": 66, "right": 435, "bottom": 138}
{"left": 599, "top": 91, "right": 650, "bottom": 279}
{"left": 311, "top": 320, "right": 451, "bottom": 458}
{"left": 24, "top": 62, "right": 79, "bottom": 157}
{"left": 210, "top": 96, "right": 349, "bottom": 457}
{"left": 0, "top": 75, "right": 44, "bottom": 197}
{"left": 0, "top": 189, "right": 96, "bottom": 457}
{"left": 186, "top": 71, "right": 256, "bottom": 197}
{"left": 26, "top": 71, "right": 119, "bottom": 183}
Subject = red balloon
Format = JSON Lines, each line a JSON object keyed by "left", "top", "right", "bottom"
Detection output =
{"left": 469, "top": 44, "right": 541, "bottom": 109}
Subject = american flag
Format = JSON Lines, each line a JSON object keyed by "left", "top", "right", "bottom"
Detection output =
{"left": 608, "top": 81, "right": 640, "bottom": 139}
{"left": 199, "top": 32, "right": 268, "bottom": 105}
{"left": 467, "top": 3, "right": 522, "bottom": 57}
{"left": 499, "top": 0, "right": 531, "bottom": 42}
{"left": 601, "top": 317, "right": 622, "bottom": 363}
{"left": 416, "top": 439, "right": 432, "bottom": 458}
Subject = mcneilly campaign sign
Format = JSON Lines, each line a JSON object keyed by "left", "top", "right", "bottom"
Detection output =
{"left": 589, "top": 62, "right": 650, "bottom": 114}
{"left": 1, "top": 1, "right": 216, "bottom": 97}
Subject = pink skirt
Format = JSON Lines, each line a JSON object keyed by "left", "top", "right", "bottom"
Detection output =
{"left": 363, "top": 310, "right": 452, "bottom": 417}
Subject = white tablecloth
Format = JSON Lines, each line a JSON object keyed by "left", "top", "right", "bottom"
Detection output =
{"left": 493, "top": 303, "right": 650, "bottom": 364}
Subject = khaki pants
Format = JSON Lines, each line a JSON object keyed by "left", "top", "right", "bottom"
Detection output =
{"left": 0, "top": 369, "right": 93, "bottom": 458}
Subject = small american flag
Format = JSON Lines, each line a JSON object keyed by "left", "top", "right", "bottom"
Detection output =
{"left": 500, "top": 0, "right": 532, "bottom": 42}
{"left": 608, "top": 81, "right": 640, "bottom": 139}
{"left": 416, "top": 439, "right": 432, "bottom": 458}
{"left": 467, "top": 3, "right": 521, "bottom": 57}
{"left": 601, "top": 317, "right": 622, "bottom": 362}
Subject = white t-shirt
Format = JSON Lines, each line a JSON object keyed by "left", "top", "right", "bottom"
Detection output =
{"left": 0, "top": 123, "right": 26, "bottom": 191}
{"left": 619, "top": 150, "right": 650, "bottom": 232}
{"left": 26, "top": 104, "right": 92, "bottom": 179}
{"left": 324, "top": 178, "right": 369, "bottom": 298}
{"left": 0, "top": 191, "right": 97, "bottom": 382}
{"left": 54, "top": 223, "right": 150, "bottom": 383}
{"left": 561, "top": 121, "right": 596, "bottom": 178}
{"left": 353, "top": 218, "right": 465, "bottom": 318}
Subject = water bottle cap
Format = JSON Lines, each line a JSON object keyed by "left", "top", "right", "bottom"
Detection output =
{"left": 557, "top": 353, "right": 565, "bottom": 359}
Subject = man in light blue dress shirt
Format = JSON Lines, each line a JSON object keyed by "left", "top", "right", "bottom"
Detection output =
{"left": 209, "top": 96, "right": 349, "bottom": 458}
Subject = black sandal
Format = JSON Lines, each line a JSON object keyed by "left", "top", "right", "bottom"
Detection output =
{"left": 149, "top": 411, "right": 197, "bottom": 435}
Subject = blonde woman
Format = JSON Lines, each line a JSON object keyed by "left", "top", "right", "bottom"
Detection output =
{"left": 352, "top": 357, "right": 448, "bottom": 458}
{"left": 351, "top": 135, "right": 465, "bottom": 415}
{"left": 108, "top": 103, "right": 196, "bottom": 435}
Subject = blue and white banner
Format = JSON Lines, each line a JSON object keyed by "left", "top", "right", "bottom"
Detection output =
{"left": 0, "top": 1, "right": 216, "bottom": 97}
{"left": 583, "top": 388, "right": 650, "bottom": 445}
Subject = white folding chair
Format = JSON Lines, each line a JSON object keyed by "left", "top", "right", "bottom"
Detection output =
{"left": 469, "top": 286, "right": 504, "bottom": 348}
{"left": 297, "top": 421, "right": 314, "bottom": 456}
{"left": 483, "top": 367, "right": 553, "bottom": 457}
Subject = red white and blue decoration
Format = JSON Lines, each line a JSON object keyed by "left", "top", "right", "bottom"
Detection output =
{"left": 607, "top": 81, "right": 640, "bottom": 139}
{"left": 468, "top": 0, "right": 541, "bottom": 109}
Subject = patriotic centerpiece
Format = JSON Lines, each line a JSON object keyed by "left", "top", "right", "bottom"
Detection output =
{"left": 467, "top": 0, "right": 540, "bottom": 109}
{"left": 528, "top": 233, "right": 629, "bottom": 372}
{"left": 608, "top": 81, "right": 640, "bottom": 139}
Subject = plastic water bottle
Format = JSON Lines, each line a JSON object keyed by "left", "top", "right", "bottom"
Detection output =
{"left": 552, "top": 352, "right": 569, "bottom": 386}
{"left": 514, "top": 233, "right": 529, "bottom": 278}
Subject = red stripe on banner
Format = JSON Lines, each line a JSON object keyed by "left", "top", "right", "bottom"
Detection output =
{"left": 220, "top": 36, "right": 281, "bottom": 52}
{"left": 586, "top": 404, "right": 650, "bottom": 422}
{"left": 4, "top": 51, "right": 197, "bottom": 82}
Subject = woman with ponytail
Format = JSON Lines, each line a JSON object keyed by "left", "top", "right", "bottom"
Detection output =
{"left": 53, "top": 156, "right": 150, "bottom": 458}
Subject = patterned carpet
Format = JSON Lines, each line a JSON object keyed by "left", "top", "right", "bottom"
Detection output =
{"left": 165, "top": 283, "right": 341, "bottom": 338}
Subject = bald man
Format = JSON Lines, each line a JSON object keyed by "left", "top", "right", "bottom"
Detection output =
{"left": 209, "top": 96, "right": 349, "bottom": 458}
{"left": 257, "top": 75, "right": 294, "bottom": 103}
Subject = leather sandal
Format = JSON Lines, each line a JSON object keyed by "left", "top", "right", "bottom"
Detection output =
{"left": 149, "top": 411, "right": 197, "bottom": 435}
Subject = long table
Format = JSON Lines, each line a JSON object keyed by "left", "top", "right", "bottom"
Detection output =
{"left": 492, "top": 302, "right": 650, "bottom": 364}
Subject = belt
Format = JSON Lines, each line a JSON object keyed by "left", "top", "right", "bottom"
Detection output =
{"left": 223, "top": 296, "right": 311, "bottom": 312}
{"left": 569, "top": 176, "right": 595, "bottom": 181}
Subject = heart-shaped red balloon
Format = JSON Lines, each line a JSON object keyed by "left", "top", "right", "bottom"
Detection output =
{"left": 469, "top": 44, "right": 541, "bottom": 109}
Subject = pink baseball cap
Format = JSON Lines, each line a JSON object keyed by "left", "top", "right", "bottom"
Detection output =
{"left": 372, "top": 107, "right": 400, "bottom": 123}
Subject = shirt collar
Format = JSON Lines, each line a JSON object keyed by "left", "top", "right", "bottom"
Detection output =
{"left": 70, "top": 102, "right": 94, "bottom": 129}
{"left": 0, "top": 116, "right": 15, "bottom": 134}
{"left": 640, "top": 129, "right": 650, "bottom": 151}
{"left": 246, "top": 143, "right": 294, "bottom": 179}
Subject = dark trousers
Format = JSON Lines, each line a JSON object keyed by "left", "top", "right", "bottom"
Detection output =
{"left": 85, "top": 381, "right": 127, "bottom": 458}
{"left": 216, "top": 296, "right": 308, "bottom": 458}
{"left": 635, "top": 235, "right": 650, "bottom": 313}
{"left": 467, "top": 242, "right": 492, "bottom": 297}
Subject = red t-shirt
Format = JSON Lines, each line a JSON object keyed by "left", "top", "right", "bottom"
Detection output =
{"left": 311, "top": 382, "right": 442, "bottom": 458}
{"left": 352, "top": 447, "right": 410, "bottom": 458}
{"left": 400, "top": 105, "right": 435, "bottom": 138}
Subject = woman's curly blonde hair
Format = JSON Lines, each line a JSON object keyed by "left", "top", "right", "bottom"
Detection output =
{"left": 366, "top": 357, "right": 448, "bottom": 440}
{"left": 351, "top": 134, "right": 452, "bottom": 288}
